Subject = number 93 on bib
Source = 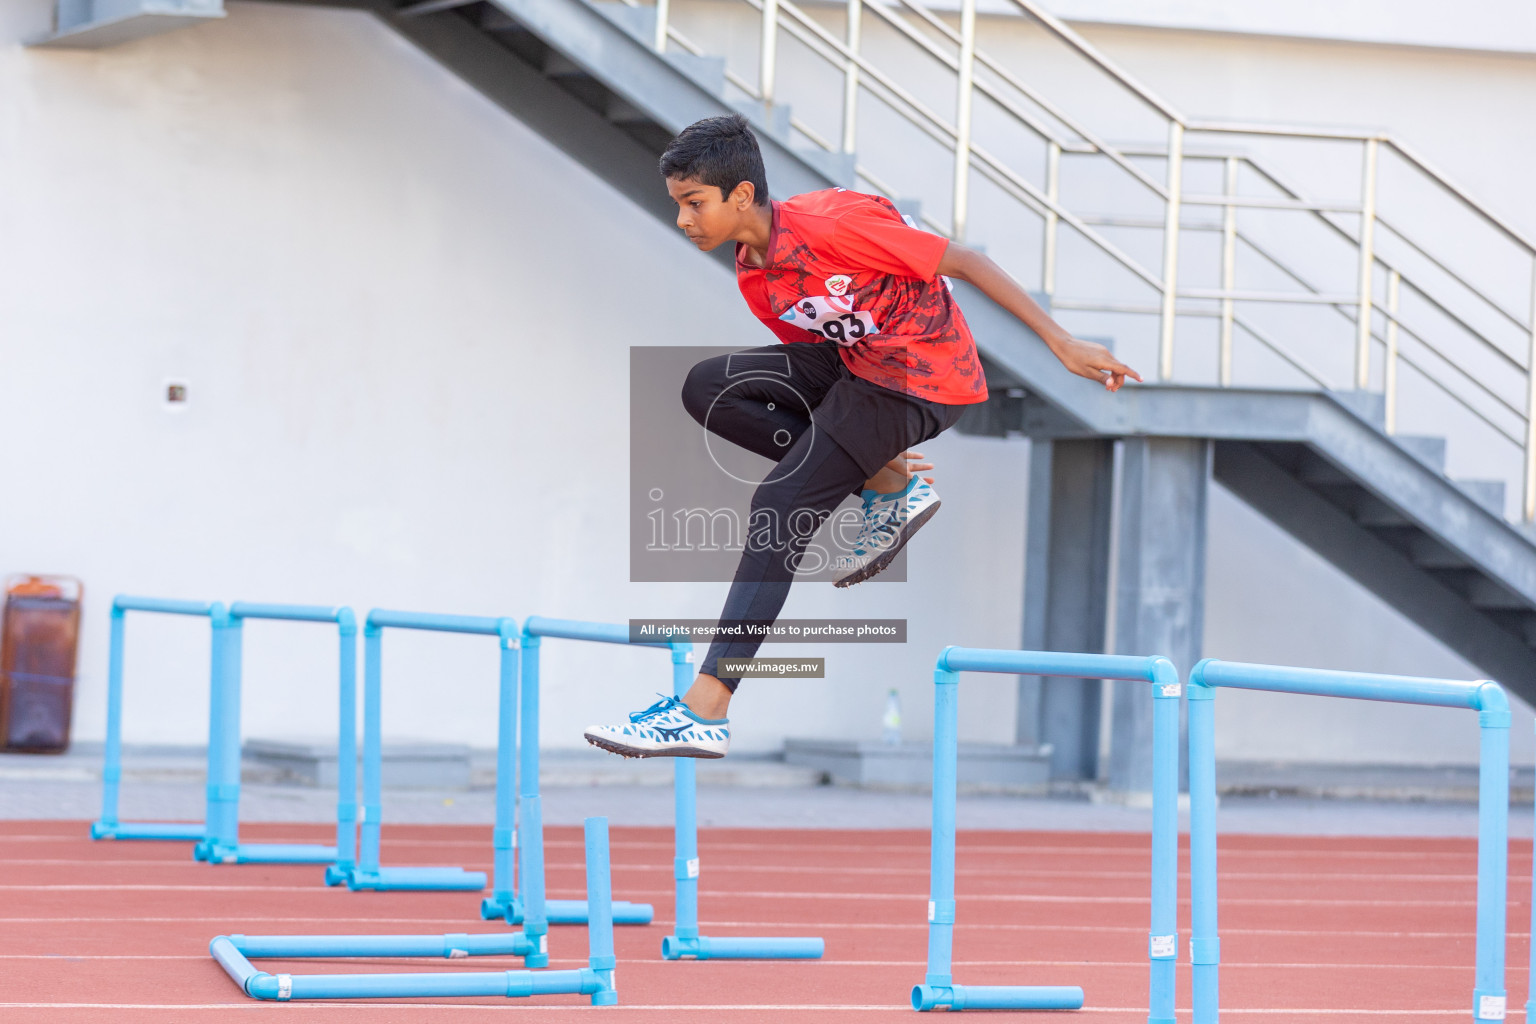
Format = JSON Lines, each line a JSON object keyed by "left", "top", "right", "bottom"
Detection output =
{"left": 779, "top": 294, "right": 880, "bottom": 346}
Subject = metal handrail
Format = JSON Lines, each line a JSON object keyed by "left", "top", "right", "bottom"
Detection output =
{"left": 1235, "top": 156, "right": 1531, "bottom": 364}
{"left": 726, "top": 0, "right": 1166, "bottom": 287}
{"left": 884, "top": 0, "right": 1169, "bottom": 200}
{"left": 644, "top": 0, "right": 1536, "bottom": 519}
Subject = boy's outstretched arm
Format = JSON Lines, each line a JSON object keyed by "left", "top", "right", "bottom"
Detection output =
{"left": 937, "top": 242, "right": 1143, "bottom": 392}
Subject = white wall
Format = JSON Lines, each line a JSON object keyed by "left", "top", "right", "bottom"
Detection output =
{"left": 1050, "top": 0, "right": 1536, "bottom": 59}
{"left": 1, "top": 0, "right": 1529, "bottom": 766}
{"left": 0, "top": 0, "right": 1033, "bottom": 755}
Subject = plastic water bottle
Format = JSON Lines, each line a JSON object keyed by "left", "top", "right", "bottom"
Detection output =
{"left": 881, "top": 688, "right": 902, "bottom": 745}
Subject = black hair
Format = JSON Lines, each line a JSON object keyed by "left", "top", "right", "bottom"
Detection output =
{"left": 658, "top": 114, "right": 770, "bottom": 206}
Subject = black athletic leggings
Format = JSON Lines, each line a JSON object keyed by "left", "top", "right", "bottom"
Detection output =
{"left": 681, "top": 343, "right": 963, "bottom": 691}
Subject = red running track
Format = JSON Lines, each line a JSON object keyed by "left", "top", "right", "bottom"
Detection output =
{"left": 0, "top": 820, "right": 1528, "bottom": 1021}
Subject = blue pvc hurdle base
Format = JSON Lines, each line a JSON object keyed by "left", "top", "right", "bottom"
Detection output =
{"left": 211, "top": 936, "right": 601, "bottom": 1001}
{"left": 912, "top": 984, "right": 1085, "bottom": 1011}
{"left": 210, "top": 816, "right": 619, "bottom": 1005}
{"left": 480, "top": 895, "right": 654, "bottom": 926}
{"left": 341, "top": 866, "right": 488, "bottom": 892}
{"left": 90, "top": 820, "right": 205, "bottom": 841}
{"left": 225, "top": 932, "right": 538, "bottom": 959}
{"left": 661, "top": 935, "right": 824, "bottom": 960}
{"left": 193, "top": 841, "right": 339, "bottom": 865}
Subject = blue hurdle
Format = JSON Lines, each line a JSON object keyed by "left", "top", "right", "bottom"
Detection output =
{"left": 913, "top": 647, "right": 1182, "bottom": 1018}
{"left": 209, "top": 815, "right": 617, "bottom": 1003}
{"left": 491, "top": 615, "right": 821, "bottom": 961}
{"left": 479, "top": 617, "right": 657, "bottom": 953}
{"left": 330, "top": 609, "right": 501, "bottom": 893}
{"left": 92, "top": 595, "right": 227, "bottom": 843}
{"left": 1188, "top": 660, "right": 1510, "bottom": 1024}
{"left": 194, "top": 602, "right": 357, "bottom": 867}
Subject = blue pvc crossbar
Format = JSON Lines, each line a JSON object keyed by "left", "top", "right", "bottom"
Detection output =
{"left": 348, "top": 866, "right": 488, "bottom": 891}
{"left": 913, "top": 985, "right": 1087, "bottom": 1010}
{"left": 341, "top": 609, "right": 513, "bottom": 893}
{"left": 224, "top": 844, "right": 339, "bottom": 865}
{"left": 918, "top": 646, "right": 1179, "bottom": 1019}
{"left": 938, "top": 647, "right": 1168, "bottom": 682}
{"left": 524, "top": 615, "right": 673, "bottom": 650}
{"left": 1188, "top": 659, "right": 1510, "bottom": 1024}
{"left": 491, "top": 897, "right": 652, "bottom": 925}
{"left": 230, "top": 602, "right": 353, "bottom": 625}
{"left": 1193, "top": 660, "right": 1506, "bottom": 713}
{"left": 367, "top": 608, "right": 508, "bottom": 636}
{"left": 209, "top": 816, "right": 618, "bottom": 1005}
{"left": 89, "top": 821, "right": 204, "bottom": 841}
{"left": 227, "top": 932, "right": 534, "bottom": 958}
{"left": 92, "top": 596, "right": 224, "bottom": 845}
{"left": 661, "top": 936, "right": 825, "bottom": 960}
{"left": 193, "top": 602, "right": 359, "bottom": 870}
{"left": 111, "top": 595, "right": 216, "bottom": 617}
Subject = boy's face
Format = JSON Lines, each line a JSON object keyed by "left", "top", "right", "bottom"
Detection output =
{"left": 667, "top": 176, "right": 755, "bottom": 251}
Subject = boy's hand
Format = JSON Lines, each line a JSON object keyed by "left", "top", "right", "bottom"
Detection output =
{"left": 936, "top": 242, "right": 1143, "bottom": 393}
{"left": 1054, "top": 336, "right": 1143, "bottom": 392}
{"left": 885, "top": 450, "right": 935, "bottom": 486}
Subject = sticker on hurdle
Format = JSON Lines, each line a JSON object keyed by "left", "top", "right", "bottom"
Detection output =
{"left": 208, "top": 815, "right": 618, "bottom": 1004}
{"left": 193, "top": 602, "right": 357, "bottom": 868}
{"left": 91, "top": 595, "right": 226, "bottom": 843}
{"left": 333, "top": 609, "right": 502, "bottom": 893}
{"left": 1188, "top": 660, "right": 1509, "bottom": 1024}
{"left": 911, "top": 646, "right": 1181, "bottom": 1018}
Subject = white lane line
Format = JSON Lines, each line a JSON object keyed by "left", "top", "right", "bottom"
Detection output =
{"left": 0, "top": 916, "right": 1506, "bottom": 939}
{"left": 0, "top": 953, "right": 1477, "bottom": 971}
{"left": 538, "top": 888, "right": 1496, "bottom": 908}
{"left": 0, "top": 882, "right": 1500, "bottom": 908}
{"left": 7, "top": 857, "right": 1505, "bottom": 885}
{"left": 0, "top": 1003, "right": 1510, "bottom": 1015}
{"left": 5, "top": 831, "right": 1526, "bottom": 867}
{"left": 0, "top": 884, "right": 352, "bottom": 892}
{"left": 380, "top": 836, "right": 1518, "bottom": 862}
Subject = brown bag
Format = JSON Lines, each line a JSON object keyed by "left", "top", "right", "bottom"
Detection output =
{"left": 0, "top": 575, "right": 83, "bottom": 753}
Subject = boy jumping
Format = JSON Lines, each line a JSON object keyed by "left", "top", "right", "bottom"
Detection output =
{"left": 585, "top": 114, "right": 1138, "bottom": 759}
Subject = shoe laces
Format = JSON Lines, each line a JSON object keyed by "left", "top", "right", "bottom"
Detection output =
{"left": 630, "top": 694, "right": 686, "bottom": 723}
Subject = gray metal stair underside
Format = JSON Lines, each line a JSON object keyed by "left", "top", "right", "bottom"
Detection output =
{"left": 273, "top": 0, "right": 1536, "bottom": 702}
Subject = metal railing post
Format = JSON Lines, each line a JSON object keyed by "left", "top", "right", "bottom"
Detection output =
{"left": 1218, "top": 156, "right": 1237, "bottom": 386}
{"left": 1354, "top": 138, "right": 1379, "bottom": 390}
{"left": 951, "top": 0, "right": 976, "bottom": 241}
{"left": 841, "top": 0, "right": 861, "bottom": 154}
{"left": 760, "top": 0, "right": 779, "bottom": 105}
{"left": 653, "top": 0, "right": 669, "bottom": 52}
{"left": 1158, "top": 120, "right": 1185, "bottom": 381}
{"left": 1042, "top": 140, "right": 1060, "bottom": 296}
{"left": 1385, "top": 270, "right": 1401, "bottom": 434}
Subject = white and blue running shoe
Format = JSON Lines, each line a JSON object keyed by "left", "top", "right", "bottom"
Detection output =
{"left": 832, "top": 475, "right": 942, "bottom": 588}
{"left": 584, "top": 695, "right": 731, "bottom": 759}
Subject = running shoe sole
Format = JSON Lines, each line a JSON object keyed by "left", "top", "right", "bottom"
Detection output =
{"left": 832, "top": 499, "right": 941, "bottom": 588}
{"left": 584, "top": 733, "right": 726, "bottom": 760}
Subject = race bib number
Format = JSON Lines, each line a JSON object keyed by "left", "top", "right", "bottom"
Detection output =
{"left": 778, "top": 294, "right": 879, "bottom": 346}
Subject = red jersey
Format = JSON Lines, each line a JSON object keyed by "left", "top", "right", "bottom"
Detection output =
{"left": 735, "top": 189, "right": 988, "bottom": 405}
